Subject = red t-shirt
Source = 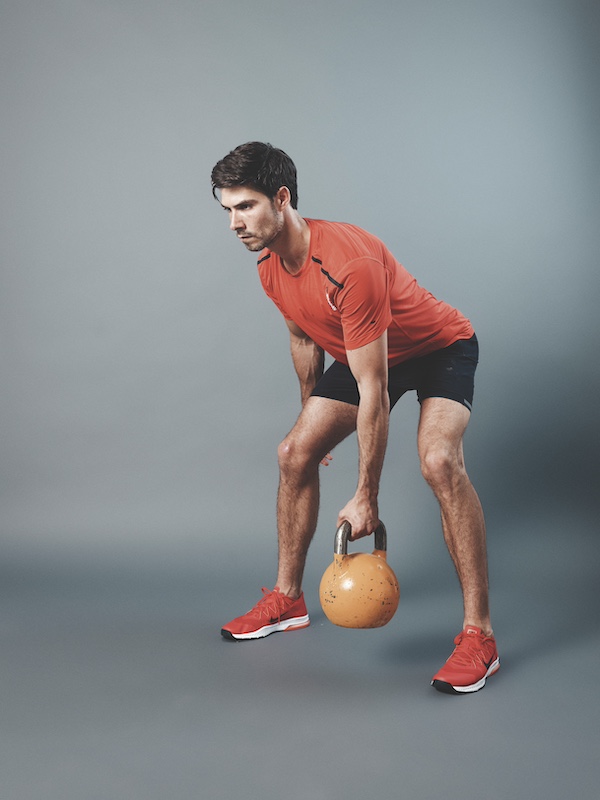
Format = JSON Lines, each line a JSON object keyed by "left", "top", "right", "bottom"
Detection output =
{"left": 258, "top": 219, "right": 473, "bottom": 366}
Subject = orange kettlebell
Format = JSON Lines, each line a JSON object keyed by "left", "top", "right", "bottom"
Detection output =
{"left": 319, "top": 521, "right": 400, "bottom": 629}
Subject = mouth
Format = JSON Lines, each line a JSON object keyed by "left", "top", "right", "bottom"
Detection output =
{"left": 236, "top": 232, "right": 263, "bottom": 250}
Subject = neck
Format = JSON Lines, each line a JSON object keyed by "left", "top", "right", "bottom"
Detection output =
{"left": 271, "top": 211, "right": 310, "bottom": 274}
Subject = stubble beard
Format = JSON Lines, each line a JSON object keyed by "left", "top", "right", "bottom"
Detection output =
{"left": 239, "top": 206, "right": 284, "bottom": 252}
{"left": 241, "top": 238, "right": 266, "bottom": 253}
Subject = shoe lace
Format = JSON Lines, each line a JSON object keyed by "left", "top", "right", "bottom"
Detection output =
{"left": 251, "top": 587, "right": 289, "bottom": 621}
{"left": 449, "top": 632, "right": 493, "bottom": 667}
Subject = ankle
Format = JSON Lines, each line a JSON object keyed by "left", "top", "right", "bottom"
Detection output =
{"left": 275, "top": 584, "right": 301, "bottom": 600}
{"left": 463, "top": 620, "right": 493, "bottom": 637}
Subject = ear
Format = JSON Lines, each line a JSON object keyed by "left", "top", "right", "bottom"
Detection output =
{"left": 274, "top": 186, "right": 291, "bottom": 210}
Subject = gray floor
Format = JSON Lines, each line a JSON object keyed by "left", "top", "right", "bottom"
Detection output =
{"left": 2, "top": 517, "right": 598, "bottom": 800}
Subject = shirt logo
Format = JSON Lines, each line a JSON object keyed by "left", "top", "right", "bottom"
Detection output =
{"left": 325, "top": 290, "right": 338, "bottom": 311}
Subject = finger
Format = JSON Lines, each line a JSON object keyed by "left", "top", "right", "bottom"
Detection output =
{"left": 336, "top": 515, "right": 362, "bottom": 539}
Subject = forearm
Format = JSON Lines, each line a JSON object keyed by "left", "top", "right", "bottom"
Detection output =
{"left": 338, "top": 332, "right": 390, "bottom": 536}
{"left": 355, "top": 385, "right": 390, "bottom": 501}
{"left": 290, "top": 334, "right": 325, "bottom": 405}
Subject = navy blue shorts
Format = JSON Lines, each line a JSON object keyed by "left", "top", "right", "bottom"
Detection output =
{"left": 310, "top": 334, "right": 479, "bottom": 412}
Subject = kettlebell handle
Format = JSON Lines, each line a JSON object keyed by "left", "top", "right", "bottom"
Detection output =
{"left": 334, "top": 520, "right": 387, "bottom": 555}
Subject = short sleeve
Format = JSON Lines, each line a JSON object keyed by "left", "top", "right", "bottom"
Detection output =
{"left": 333, "top": 258, "right": 392, "bottom": 350}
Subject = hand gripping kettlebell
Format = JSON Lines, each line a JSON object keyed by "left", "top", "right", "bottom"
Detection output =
{"left": 319, "top": 521, "right": 400, "bottom": 628}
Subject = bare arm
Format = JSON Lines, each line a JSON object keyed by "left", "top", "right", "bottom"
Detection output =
{"left": 337, "top": 332, "right": 390, "bottom": 539}
{"left": 285, "top": 320, "right": 332, "bottom": 467}
{"left": 286, "top": 319, "right": 325, "bottom": 406}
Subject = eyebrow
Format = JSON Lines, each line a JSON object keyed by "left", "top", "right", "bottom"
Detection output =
{"left": 220, "top": 198, "right": 257, "bottom": 212}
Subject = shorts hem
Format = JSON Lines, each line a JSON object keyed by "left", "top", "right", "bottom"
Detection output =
{"left": 417, "top": 393, "right": 473, "bottom": 411}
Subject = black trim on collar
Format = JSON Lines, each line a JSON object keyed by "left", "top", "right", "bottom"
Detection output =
{"left": 256, "top": 253, "right": 272, "bottom": 265}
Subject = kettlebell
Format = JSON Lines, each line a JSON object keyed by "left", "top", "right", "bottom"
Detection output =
{"left": 319, "top": 521, "right": 400, "bottom": 628}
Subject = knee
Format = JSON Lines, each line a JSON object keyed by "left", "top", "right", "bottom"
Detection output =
{"left": 277, "top": 433, "right": 319, "bottom": 477}
{"left": 419, "top": 446, "right": 463, "bottom": 494}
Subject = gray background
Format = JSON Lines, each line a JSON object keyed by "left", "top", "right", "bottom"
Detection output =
{"left": 1, "top": 1, "right": 599, "bottom": 798}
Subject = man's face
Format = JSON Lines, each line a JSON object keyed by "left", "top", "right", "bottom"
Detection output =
{"left": 219, "top": 187, "right": 284, "bottom": 252}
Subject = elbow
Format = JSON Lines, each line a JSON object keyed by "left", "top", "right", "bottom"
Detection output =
{"left": 357, "top": 380, "right": 390, "bottom": 413}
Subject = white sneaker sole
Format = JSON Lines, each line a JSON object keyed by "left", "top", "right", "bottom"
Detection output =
{"left": 432, "top": 657, "right": 500, "bottom": 694}
{"left": 221, "top": 614, "right": 310, "bottom": 641}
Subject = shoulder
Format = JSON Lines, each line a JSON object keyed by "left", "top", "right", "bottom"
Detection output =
{"left": 311, "top": 220, "right": 388, "bottom": 286}
{"left": 311, "top": 219, "right": 387, "bottom": 262}
{"left": 310, "top": 218, "right": 377, "bottom": 242}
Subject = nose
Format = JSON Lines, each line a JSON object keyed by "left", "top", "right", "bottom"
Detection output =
{"left": 229, "top": 210, "right": 244, "bottom": 231}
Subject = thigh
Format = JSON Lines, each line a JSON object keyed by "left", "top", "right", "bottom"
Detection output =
{"left": 310, "top": 360, "right": 361, "bottom": 406}
{"left": 415, "top": 335, "right": 479, "bottom": 411}
{"left": 285, "top": 395, "right": 358, "bottom": 462}
{"left": 417, "top": 396, "right": 471, "bottom": 462}
{"left": 312, "top": 360, "right": 410, "bottom": 409}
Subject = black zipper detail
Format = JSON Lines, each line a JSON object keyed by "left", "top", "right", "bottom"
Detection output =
{"left": 320, "top": 268, "right": 344, "bottom": 289}
{"left": 257, "top": 253, "right": 271, "bottom": 265}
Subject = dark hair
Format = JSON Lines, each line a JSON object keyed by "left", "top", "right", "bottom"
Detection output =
{"left": 211, "top": 141, "right": 298, "bottom": 209}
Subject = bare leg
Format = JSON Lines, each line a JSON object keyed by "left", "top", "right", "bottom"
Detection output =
{"left": 276, "top": 396, "right": 358, "bottom": 598}
{"left": 417, "top": 397, "right": 492, "bottom": 634}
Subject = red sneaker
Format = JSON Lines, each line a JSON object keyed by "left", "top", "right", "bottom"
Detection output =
{"left": 221, "top": 587, "right": 310, "bottom": 641}
{"left": 431, "top": 626, "right": 500, "bottom": 694}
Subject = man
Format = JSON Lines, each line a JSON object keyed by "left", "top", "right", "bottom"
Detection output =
{"left": 210, "top": 141, "right": 499, "bottom": 694}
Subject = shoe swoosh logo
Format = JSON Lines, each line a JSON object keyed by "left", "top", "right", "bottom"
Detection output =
{"left": 482, "top": 656, "right": 495, "bottom": 669}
